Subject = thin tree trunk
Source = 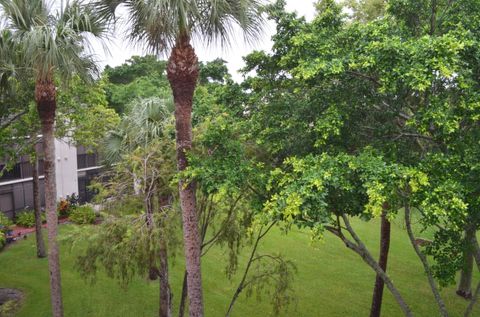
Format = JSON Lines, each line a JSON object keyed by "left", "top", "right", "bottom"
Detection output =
{"left": 370, "top": 206, "right": 391, "bottom": 317}
{"left": 226, "top": 222, "right": 275, "bottom": 317}
{"left": 464, "top": 236, "right": 480, "bottom": 317}
{"left": 167, "top": 36, "right": 203, "bottom": 317}
{"left": 32, "top": 155, "right": 46, "bottom": 258}
{"left": 179, "top": 271, "right": 188, "bottom": 317}
{"left": 457, "top": 226, "right": 475, "bottom": 299}
{"left": 330, "top": 215, "right": 413, "bottom": 316}
{"left": 464, "top": 282, "right": 480, "bottom": 317}
{"left": 404, "top": 201, "right": 448, "bottom": 317}
{"left": 158, "top": 195, "right": 172, "bottom": 317}
{"left": 36, "top": 78, "right": 64, "bottom": 317}
{"left": 159, "top": 240, "right": 172, "bottom": 317}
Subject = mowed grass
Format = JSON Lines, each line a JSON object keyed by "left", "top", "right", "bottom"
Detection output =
{"left": 0, "top": 218, "right": 478, "bottom": 317}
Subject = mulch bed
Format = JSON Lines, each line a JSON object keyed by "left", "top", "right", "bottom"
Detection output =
{"left": 0, "top": 288, "right": 24, "bottom": 316}
{"left": 8, "top": 218, "right": 71, "bottom": 240}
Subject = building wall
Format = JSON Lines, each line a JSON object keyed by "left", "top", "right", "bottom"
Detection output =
{"left": 0, "top": 139, "right": 101, "bottom": 218}
{"left": 54, "top": 139, "right": 79, "bottom": 199}
{"left": 0, "top": 178, "right": 45, "bottom": 218}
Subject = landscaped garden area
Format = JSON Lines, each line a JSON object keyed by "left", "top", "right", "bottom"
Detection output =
{"left": 2, "top": 0, "right": 480, "bottom": 316}
{"left": 1, "top": 219, "right": 479, "bottom": 317}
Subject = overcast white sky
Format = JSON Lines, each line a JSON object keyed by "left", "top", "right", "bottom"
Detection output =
{"left": 92, "top": 0, "right": 317, "bottom": 81}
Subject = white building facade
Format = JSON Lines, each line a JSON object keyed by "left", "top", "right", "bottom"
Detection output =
{"left": 0, "top": 139, "right": 101, "bottom": 218}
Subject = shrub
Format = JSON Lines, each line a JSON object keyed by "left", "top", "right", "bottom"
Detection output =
{"left": 70, "top": 205, "right": 96, "bottom": 224}
{"left": 15, "top": 212, "right": 36, "bottom": 228}
{"left": 66, "top": 193, "right": 79, "bottom": 207}
{"left": 57, "top": 199, "right": 71, "bottom": 218}
{"left": 0, "top": 298, "right": 20, "bottom": 316}
{"left": 0, "top": 213, "right": 13, "bottom": 233}
{"left": 0, "top": 231, "right": 6, "bottom": 250}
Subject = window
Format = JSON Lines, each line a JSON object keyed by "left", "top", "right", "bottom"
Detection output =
{"left": 77, "top": 153, "right": 98, "bottom": 169}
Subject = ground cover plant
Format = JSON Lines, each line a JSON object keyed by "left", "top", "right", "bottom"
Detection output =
{"left": 68, "top": 206, "right": 96, "bottom": 225}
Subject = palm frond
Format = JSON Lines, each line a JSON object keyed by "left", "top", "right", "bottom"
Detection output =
{"left": 103, "top": 96, "right": 173, "bottom": 165}
{"left": 94, "top": 0, "right": 265, "bottom": 55}
{"left": 0, "top": 0, "right": 109, "bottom": 82}
{"left": 0, "top": 0, "right": 49, "bottom": 33}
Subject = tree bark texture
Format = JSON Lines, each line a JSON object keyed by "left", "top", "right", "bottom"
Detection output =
{"left": 457, "top": 226, "right": 475, "bottom": 299}
{"left": 370, "top": 206, "right": 391, "bottom": 317}
{"left": 337, "top": 215, "right": 413, "bottom": 317}
{"left": 35, "top": 78, "right": 64, "bottom": 317}
{"left": 404, "top": 202, "right": 448, "bottom": 317}
{"left": 158, "top": 195, "right": 172, "bottom": 317}
{"left": 159, "top": 240, "right": 172, "bottom": 317}
{"left": 178, "top": 270, "right": 188, "bottom": 317}
{"left": 464, "top": 236, "right": 480, "bottom": 317}
{"left": 33, "top": 156, "right": 47, "bottom": 258}
{"left": 167, "top": 37, "right": 203, "bottom": 317}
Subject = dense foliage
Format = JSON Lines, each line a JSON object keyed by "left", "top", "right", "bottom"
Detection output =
{"left": 2, "top": 0, "right": 480, "bottom": 316}
{"left": 69, "top": 206, "right": 96, "bottom": 225}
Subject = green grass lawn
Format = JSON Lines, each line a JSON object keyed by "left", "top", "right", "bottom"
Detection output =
{"left": 0, "top": 218, "right": 477, "bottom": 317}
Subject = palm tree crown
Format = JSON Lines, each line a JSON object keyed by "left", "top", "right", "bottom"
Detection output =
{"left": 92, "top": 2, "right": 265, "bottom": 317}
{"left": 0, "top": 2, "right": 108, "bottom": 317}
{"left": 0, "top": 0, "right": 107, "bottom": 83}
{"left": 95, "top": 0, "right": 264, "bottom": 53}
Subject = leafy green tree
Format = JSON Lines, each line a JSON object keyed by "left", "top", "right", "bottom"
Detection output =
{"left": 343, "top": 0, "right": 386, "bottom": 22}
{"left": 0, "top": 1, "right": 107, "bottom": 315}
{"left": 184, "top": 98, "right": 297, "bottom": 316}
{"left": 103, "top": 55, "right": 171, "bottom": 114}
{"left": 198, "top": 58, "right": 231, "bottom": 85}
{"left": 94, "top": 2, "right": 265, "bottom": 315}
{"left": 79, "top": 96, "right": 177, "bottom": 317}
{"left": 238, "top": 0, "right": 480, "bottom": 316}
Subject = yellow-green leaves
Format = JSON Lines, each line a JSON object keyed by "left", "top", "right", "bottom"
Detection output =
{"left": 284, "top": 192, "right": 303, "bottom": 221}
{"left": 364, "top": 181, "right": 386, "bottom": 217}
{"left": 264, "top": 152, "right": 411, "bottom": 236}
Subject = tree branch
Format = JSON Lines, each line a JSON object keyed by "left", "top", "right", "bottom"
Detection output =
{"left": 0, "top": 110, "right": 28, "bottom": 131}
{"left": 404, "top": 200, "right": 449, "bottom": 317}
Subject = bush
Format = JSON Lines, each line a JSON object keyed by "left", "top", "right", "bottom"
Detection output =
{"left": 0, "top": 213, "right": 13, "bottom": 233}
{"left": 57, "top": 199, "right": 71, "bottom": 218}
{"left": 69, "top": 205, "right": 96, "bottom": 224}
{"left": 0, "top": 231, "right": 6, "bottom": 250}
{"left": 0, "top": 298, "right": 20, "bottom": 316}
{"left": 57, "top": 194, "right": 80, "bottom": 218}
{"left": 15, "top": 212, "right": 36, "bottom": 228}
{"left": 66, "top": 193, "right": 80, "bottom": 206}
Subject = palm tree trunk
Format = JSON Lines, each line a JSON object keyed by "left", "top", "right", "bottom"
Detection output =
{"left": 35, "top": 78, "right": 64, "bottom": 317}
{"left": 32, "top": 155, "right": 46, "bottom": 258}
{"left": 457, "top": 226, "right": 475, "bottom": 299}
{"left": 370, "top": 206, "right": 391, "bottom": 317}
{"left": 167, "top": 36, "right": 203, "bottom": 317}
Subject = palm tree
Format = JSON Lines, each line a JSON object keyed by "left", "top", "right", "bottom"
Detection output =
{"left": 1, "top": 32, "right": 46, "bottom": 258}
{"left": 0, "top": 1, "right": 107, "bottom": 316}
{"left": 103, "top": 96, "right": 175, "bottom": 316}
{"left": 95, "top": 2, "right": 264, "bottom": 315}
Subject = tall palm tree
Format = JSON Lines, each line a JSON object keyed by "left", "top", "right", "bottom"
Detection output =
{"left": 95, "top": 2, "right": 264, "bottom": 315}
{"left": 0, "top": 1, "right": 107, "bottom": 316}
